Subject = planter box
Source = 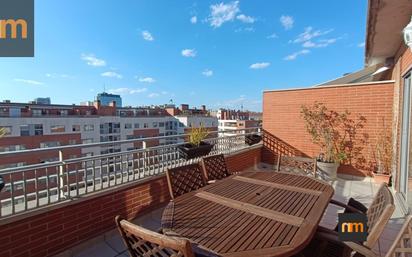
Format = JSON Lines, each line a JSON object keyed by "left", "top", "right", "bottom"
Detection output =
{"left": 317, "top": 161, "right": 339, "bottom": 180}
{"left": 245, "top": 134, "right": 262, "bottom": 146}
{"left": 373, "top": 173, "right": 392, "bottom": 186}
{"left": 178, "top": 142, "right": 214, "bottom": 160}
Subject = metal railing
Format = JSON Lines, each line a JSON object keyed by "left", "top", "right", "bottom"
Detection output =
{"left": 0, "top": 127, "right": 261, "bottom": 218}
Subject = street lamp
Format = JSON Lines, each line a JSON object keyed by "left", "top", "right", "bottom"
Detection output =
{"left": 403, "top": 16, "right": 412, "bottom": 49}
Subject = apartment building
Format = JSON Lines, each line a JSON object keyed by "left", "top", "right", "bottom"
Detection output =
{"left": 0, "top": 100, "right": 217, "bottom": 169}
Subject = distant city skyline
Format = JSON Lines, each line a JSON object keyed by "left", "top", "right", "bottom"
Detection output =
{"left": 0, "top": 0, "right": 367, "bottom": 111}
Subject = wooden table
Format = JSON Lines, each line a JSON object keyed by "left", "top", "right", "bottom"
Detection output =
{"left": 161, "top": 171, "right": 334, "bottom": 257}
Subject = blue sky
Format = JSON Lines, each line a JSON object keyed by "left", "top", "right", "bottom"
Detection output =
{"left": 0, "top": 0, "right": 367, "bottom": 111}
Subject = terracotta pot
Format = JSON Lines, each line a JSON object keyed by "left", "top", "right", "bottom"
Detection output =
{"left": 317, "top": 161, "right": 339, "bottom": 180}
{"left": 373, "top": 173, "right": 392, "bottom": 186}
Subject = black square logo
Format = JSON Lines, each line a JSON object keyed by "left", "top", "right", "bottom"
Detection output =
{"left": 338, "top": 213, "right": 368, "bottom": 242}
{"left": 0, "top": 0, "right": 34, "bottom": 57}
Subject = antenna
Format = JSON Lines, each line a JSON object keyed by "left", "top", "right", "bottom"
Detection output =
{"left": 103, "top": 84, "right": 106, "bottom": 93}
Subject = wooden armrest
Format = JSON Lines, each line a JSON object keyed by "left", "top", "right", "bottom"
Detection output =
{"left": 329, "top": 199, "right": 365, "bottom": 214}
{"left": 315, "top": 226, "right": 378, "bottom": 257}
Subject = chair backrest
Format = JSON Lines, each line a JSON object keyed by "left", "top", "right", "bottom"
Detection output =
{"left": 385, "top": 215, "right": 412, "bottom": 257}
{"left": 166, "top": 163, "right": 206, "bottom": 199}
{"left": 276, "top": 155, "right": 317, "bottom": 177}
{"left": 115, "top": 216, "right": 195, "bottom": 257}
{"left": 365, "top": 183, "right": 395, "bottom": 248}
{"left": 201, "top": 154, "right": 230, "bottom": 181}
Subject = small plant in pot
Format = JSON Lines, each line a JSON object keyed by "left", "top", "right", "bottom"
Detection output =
{"left": 372, "top": 117, "right": 393, "bottom": 185}
{"left": 301, "top": 102, "right": 367, "bottom": 180}
{"left": 178, "top": 126, "right": 214, "bottom": 160}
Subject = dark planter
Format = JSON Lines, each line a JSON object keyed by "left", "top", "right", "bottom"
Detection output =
{"left": 178, "top": 141, "right": 214, "bottom": 160}
{"left": 245, "top": 134, "right": 262, "bottom": 146}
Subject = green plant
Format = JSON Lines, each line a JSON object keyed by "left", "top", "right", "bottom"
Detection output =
{"left": 374, "top": 117, "right": 393, "bottom": 175}
{"left": 301, "top": 102, "right": 367, "bottom": 164}
{"left": 188, "top": 126, "right": 209, "bottom": 146}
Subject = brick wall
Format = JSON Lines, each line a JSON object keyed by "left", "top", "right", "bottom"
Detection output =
{"left": 262, "top": 82, "right": 394, "bottom": 176}
{"left": 0, "top": 147, "right": 261, "bottom": 257}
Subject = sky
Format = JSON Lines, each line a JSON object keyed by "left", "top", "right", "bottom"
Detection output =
{"left": 0, "top": 0, "right": 368, "bottom": 111}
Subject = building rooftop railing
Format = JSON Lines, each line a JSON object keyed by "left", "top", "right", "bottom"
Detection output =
{"left": 0, "top": 127, "right": 261, "bottom": 218}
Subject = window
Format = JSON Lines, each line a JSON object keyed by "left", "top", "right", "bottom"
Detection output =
{"left": 68, "top": 139, "right": 77, "bottom": 145}
{"left": 159, "top": 122, "right": 164, "bottom": 127}
{"left": 153, "top": 122, "right": 158, "bottom": 128}
{"left": 32, "top": 109, "right": 42, "bottom": 117}
{"left": 0, "top": 126, "right": 12, "bottom": 135}
{"left": 179, "top": 122, "right": 185, "bottom": 127}
{"left": 126, "top": 135, "right": 135, "bottom": 140}
{"left": 134, "top": 123, "right": 140, "bottom": 129}
{"left": 40, "top": 141, "right": 60, "bottom": 148}
{"left": 20, "top": 125, "right": 29, "bottom": 136}
{"left": 144, "top": 123, "right": 149, "bottom": 128}
{"left": 72, "top": 125, "right": 80, "bottom": 132}
{"left": 0, "top": 145, "right": 26, "bottom": 152}
{"left": 59, "top": 110, "right": 68, "bottom": 116}
{"left": 34, "top": 124, "right": 43, "bottom": 135}
{"left": 51, "top": 125, "right": 65, "bottom": 133}
{"left": 84, "top": 124, "right": 94, "bottom": 131}
{"left": 125, "top": 123, "right": 132, "bottom": 129}
{"left": 82, "top": 138, "right": 94, "bottom": 144}
{"left": 0, "top": 162, "right": 25, "bottom": 170}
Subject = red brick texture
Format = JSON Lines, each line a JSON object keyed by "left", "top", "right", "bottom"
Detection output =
{"left": 262, "top": 82, "right": 394, "bottom": 176}
{"left": 0, "top": 147, "right": 261, "bottom": 257}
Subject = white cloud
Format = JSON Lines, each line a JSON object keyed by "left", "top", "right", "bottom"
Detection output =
{"left": 14, "top": 78, "right": 44, "bottom": 85}
{"left": 280, "top": 15, "right": 294, "bottom": 30}
{"left": 303, "top": 38, "right": 337, "bottom": 48}
{"left": 358, "top": 42, "right": 365, "bottom": 47}
{"left": 267, "top": 33, "right": 278, "bottom": 39}
{"left": 138, "top": 77, "right": 156, "bottom": 83}
{"left": 81, "top": 53, "right": 106, "bottom": 67}
{"left": 202, "top": 69, "right": 213, "bottom": 77}
{"left": 190, "top": 16, "right": 197, "bottom": 24}
{"left": 284, "top": 49, "right": 310, "bottom": 61}
{"left": 181, "top": 48, "right": 197, "bottom": 57}
{"left": 148, "top": 93, "right": 160, "bottom": 98}
{"left": 208, "top": 1, "right": 240, "bottom": 28}
{"left": 142, "top": 30, "right": 154, "bottom": 41}
{"left": 108, "top": 87, "right": 147, "bottom": 95}
{"left": 101, "top": 71, "right": 123, "bottom": 79}
{"left": 45, "top": 73, "right": 72, "bottom": 78}
{"left": 292, "top": 27, "right": 333, "bottom": 44}
{"left": 236, "top": 14, "right": 255, "bottom": 23}
{"left": 249, "top": 62, "right": 270, "bottom": 69}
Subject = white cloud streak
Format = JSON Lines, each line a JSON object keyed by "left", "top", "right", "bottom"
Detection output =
{"left": 202, "top": 69, "right": 213, "bottom": 77}
{"left": 81, "top": 54, "right": 106, "bottom": 67}
{"left": 292, "top": 27, "right": 333, "bottom": 44}
{"left": 101, "top": 71, "right": 123, "bottom": 79}
{"left": 280, "top": 15, "right": 294, "bottom": 30}
{"left": 284, "top": 49, "right": 310, "bottom": 61}
{"left": 249, "top": 62, "right": 270, "bottom": 69}
{"left": 181, "top": 49, "right": 197, "bottom": 57}
{"left": 142, "top": 30, "right": 154, "bottom": 41}
{"left": 190, "top": 16, "right": 197, "bottom": 24}
{"left": 108, "top": 87, "right": 147, "bottom": 95}
{"left": 14, "top": 78, "right": 44, "bottom": 85}
{"left": 138, "top": 77, "right": 156, "bottom": 83}
{"left": 236, "top": 14, "right": 255, "bottom": 23}
{"left": 148, "top": 93, "right": 160, "bottom": 98}
{"left": 208, "top": 1, "right": 240, "bottom": 28}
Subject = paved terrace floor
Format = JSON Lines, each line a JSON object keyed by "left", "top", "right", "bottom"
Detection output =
{"left": 54, "top": 164, "right": 405, "bottom": 257}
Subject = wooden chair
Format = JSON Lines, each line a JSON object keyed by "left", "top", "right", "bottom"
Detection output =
{"left": 201, "top": 154, "right": 230, "bottom": 181}
{"left": 300, "top": 183, "right": 395, "bottom": 257}
{"left": 276, "top": 155, "right": 317, "bottom": 177}
{"left": 115, "top": 215, "right": 195, "bottom": 257}
{"left": 166, "top": 163, "right": 206, "bottom": 199}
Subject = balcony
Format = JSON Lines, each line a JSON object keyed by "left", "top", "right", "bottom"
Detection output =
{"left": 0, "top": 128, "right": 404, "bottom": 257}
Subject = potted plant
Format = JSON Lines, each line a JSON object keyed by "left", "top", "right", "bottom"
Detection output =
{"left": 373, "top": 118, "right": 392, "bottom": 185}
{"left": 245, "top": 133, "right": 262, "bottom": 146}
{"left": 178, "top": 126, "right": 214, "bottom": 160}
{"left": 301, "top": 102, "right": 367, "bottom": 179}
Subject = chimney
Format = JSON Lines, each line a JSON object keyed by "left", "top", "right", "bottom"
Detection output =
{"left": 180, "top": 104, "right": 189, "bottom": 111}
{"left": 94, "top": 100, "right": 101, "bottom": 109}
{"left": 201, "top": 105, "right": 206, "bottom": 111}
